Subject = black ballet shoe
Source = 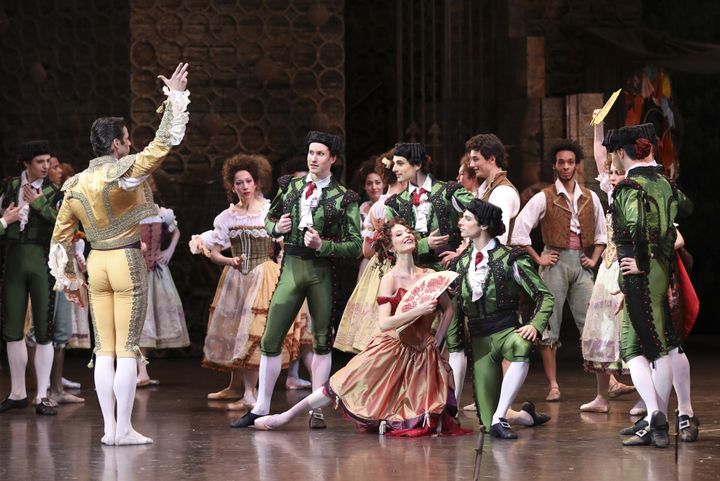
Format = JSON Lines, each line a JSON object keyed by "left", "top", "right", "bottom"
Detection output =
{"left": 521, "top": 401, "right": 551, "bottom": 426}
{"left": 676, "top": 410, "right": 699, "bottom": 443}
{"left": 230, "top": 411, "right": 262, "bottom": 428}
{"left": 309, "top": 409, "right": 326, "bottom": 430}
{"left": 0, "top": 397, "right": 29, "bottom": 413}
{"left": 619, "top": 418, "right": 648, "bottom": 436}
{"left": 649, "top": 411, "right": 669, "bottom": 448}
{"left": 35, "top": 398, "right": 58, "bottom": 416}
{"left": 490, "top": 418, "right": 517, "bottom": 439}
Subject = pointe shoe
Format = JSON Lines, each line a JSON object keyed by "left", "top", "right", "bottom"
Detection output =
{"left": 579, "top": 398, "right": 609, "bottom": 413}
{"left": 0, "top": 397, "right": 29, "bottom": 413}
{"left": 490, "top": 418, "right": 517, "bottom": 439}
{"left": 115, "top": 430, "right": 154, "bottom": 446}
{"left": 225, "top": 400, "right": 248, "bottom": 411}
{"left": 285, "top": 376, "right": 311, "bottom": 390}
{"left": 608, "top": 382, "right": 635, "bottom": 398}
{"left": 629, "top": 400, "right": 647, "bottom": 416}
{"left": 521, "top": 401, "right": 551, "bottom": 426}
{"left": 462, "top": 403, "right": 476, "bottom": 412}
{"left": 101, "top": 434, "right": 116, "bottom": 446}
{"left": 62, "top": 377, "right": 81, "bottom": 389}
{"left": 545, "top": 386, "right": 561, "bottom": 402}
{"left": 50, "top": 391, "right": 85, "bottom": 404}
{"left": 207, "top": 388, "right": 242, "bottom": 401}
{"left": 254, "top": 415, "right": 277, "bottom": 430}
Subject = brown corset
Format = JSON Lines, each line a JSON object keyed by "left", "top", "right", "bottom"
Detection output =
{"left": 229, "top": 230, "right": 272, "bottom": 274}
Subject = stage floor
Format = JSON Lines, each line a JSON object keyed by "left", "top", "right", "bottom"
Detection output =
{"left": 1, "top": 343, "right": 718, "bottom": 481}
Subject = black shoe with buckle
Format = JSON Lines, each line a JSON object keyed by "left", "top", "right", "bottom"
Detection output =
{"left": 676, "top": 411, "right": 699, "bottom": 443}
{"left": 308, "top": 409, "right": 326, "bottom": 429}
{"left": 490, "top": 418, "right": 517, "bottom": 439}
{"left": 622, "top": 425, "right": 652, "bottom": 446}
{"left": 35, "top": 398, "right": 58, "bottom": 416}
{"left": 521, "top": 401, "right": 551, "bottom": 426}
{"left": 0, "top": 397, "right": 29, "bottom": 413}
{"left": 649, "top": 411, "right": 669, "bottom": 448}
{"left": 620, "top": 418, "right": 648, "bottom": 436}
{"left": 230, "top": 411, "right": 262, "bottom": 428}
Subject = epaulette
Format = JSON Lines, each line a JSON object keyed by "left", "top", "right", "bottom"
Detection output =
{"left": 508, "top": 246, "right": 530, "bottom": 265}
{"left": 341, "top": 188, "right": 360, "bottom": 207}
{"left": 61, "top": 175, "right": 79, "bottom": 192}
{"left": 444, "top": 180, "right": 463, "bottom": 199}
{"left": 277, "top": 174, "right": 294, "bottom": 191}
{"left": 384, "top": 193, "right": 399, "bottom": 211}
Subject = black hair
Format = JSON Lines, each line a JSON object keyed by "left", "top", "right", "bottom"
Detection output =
{"left": 90, "top": 117, "right": 127, "bottom": 157}
{"left": 466, "top": 198, "right": 506, "bottom": 239}
{"left": 548, "top": 139, "right": 583, "bottom": 166}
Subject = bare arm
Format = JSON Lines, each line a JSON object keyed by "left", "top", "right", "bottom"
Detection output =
{"left": 208, "top": 243, "right": 241, "bottom": 269}
{"left": 377, "top": 275, "right": 436, "bottom": 332}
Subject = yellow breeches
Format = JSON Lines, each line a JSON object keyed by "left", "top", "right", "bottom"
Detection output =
{"left": 87, "top": 247, "right": 148, "bottom": 358}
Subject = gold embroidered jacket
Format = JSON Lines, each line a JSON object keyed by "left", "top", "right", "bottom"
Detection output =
{"left": 49, "top": 89, "right": 190, "bottom": 290}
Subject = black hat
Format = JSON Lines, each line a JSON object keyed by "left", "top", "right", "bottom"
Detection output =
{"left": 19, "top": 140, "right": 51, "bottom": 162}
{"left": 394, "top": 143, "right": 428, "bottom": 166}
{"left": 305, "top": 131, "right": 342, "bottom": 156}
{"left": 603, "top": 123, "right": 656, "bottom": 152}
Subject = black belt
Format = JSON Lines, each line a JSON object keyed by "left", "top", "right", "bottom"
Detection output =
{"left": 92, "top": 241, "right": 142, "bottom": 251}
{"left": 284, "top": 244, "right": 318, "bottom": 259}
{"left": 467, "top": 310, "right": 519, "bottom": 337}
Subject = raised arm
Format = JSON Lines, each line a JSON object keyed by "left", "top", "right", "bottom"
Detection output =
{"left": 593, "top": 108, "right": 608, "bottom": 174}
{"left": 122, "top": 63, "right": 190, "bottom": 182}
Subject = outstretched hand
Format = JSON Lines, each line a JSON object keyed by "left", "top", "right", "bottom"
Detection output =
{"left": 158, "top": 62, "right": 189, "bottom": 91}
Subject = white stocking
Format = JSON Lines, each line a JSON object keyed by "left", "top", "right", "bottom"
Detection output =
{"left": 6, "top": 340, "right": 28, "bottom": 400}
{"left": 287, "top": 359, "right": 300, "bottom": 379}
{"left": 650, "top": 355, "right": 672, "bottom": 416}
{"left": 626, "top": 356, "right": 660, "bottom": 423}
{"left": 33, "top": 343, "right": 54, "bottom": 403}
{"left": 301, "top": 345, "right": 314, "bottom": 373}
{"left": 492, "top": 362, "right": 529, "bottom": 425}
{"left": 266, "top": 388, "right": 331, "bottom": 427}
{"left": 668, "top": 347, "right": 693, "bottom": 417}
{"left": 448, "top": 351, "right": 467, "bottom": 404}
{"left": 113, "top": 357, "right": 151, "bottom": 445}
{"left": 310, "top": 353, "right": 332, "bottom": 391}
{"left": 252, "top": 355, "right": 282, "bottom": 415}
{"left": 94, "top": 356, "right": 116, "bottom": 444}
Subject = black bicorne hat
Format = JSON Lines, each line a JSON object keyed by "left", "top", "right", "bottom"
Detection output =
{"left": 19, "top": 140, "right": 51, "bottom": 162}
{"left": 305, "top": 131, "right": 342, "bottom": 156}
{"left": 394, "top": 143, "right": 428, "bottom": 166}
{"left": 603, "top": 123, "right": 656, "bottom": 152}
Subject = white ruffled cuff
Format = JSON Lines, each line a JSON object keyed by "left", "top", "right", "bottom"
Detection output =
{"left": 48, "top": 243, "right": 84, "bottom": 291}
{"left": 159, "top": 207, "right": 178, "bottom": 232}
{"left": 18, "top": 204, "right": 30, "bottom": 232}
{"left": 163, "top": 87, "right": 190, "bottom": 146}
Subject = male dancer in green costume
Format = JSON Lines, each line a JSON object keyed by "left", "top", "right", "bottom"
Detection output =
{"left": 233, "top": 131, "right": 362, "bottom": 429}
{"left": 604, "top": 124, "right": 693, "bottom": 447}
{"left": 454, "top": 199, "right": 554, "bottom": 438}
{"left": 384, "top": 142, "right": 475, "bottom": 405}
{"left": 0, "top": 140, "right": 59, "bottom": 415}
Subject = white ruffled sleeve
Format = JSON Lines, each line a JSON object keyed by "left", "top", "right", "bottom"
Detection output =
{"left": 159, "top": 206, "right": 178, "bottom": 232}
{"left": 163, "top": 87, "right": 191, "bottom": 146}
{"left": 48, "top": 243, "right": 84, "bottom": 291}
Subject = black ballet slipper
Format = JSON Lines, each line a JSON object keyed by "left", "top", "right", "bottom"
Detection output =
{"left": 0, "top": 397, "right": 29, "bottom": 413}
{"left": 521, "top": 401, "right": 551, "bottom": 426}
{"left": 230, "top": 411, "right": 262, "bottom": 428}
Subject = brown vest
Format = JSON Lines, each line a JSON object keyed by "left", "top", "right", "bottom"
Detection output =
{"left": 540, "top": 183, "right": 597, "bottom": 249}
{"left": 480, "top": 171, "right": 519, "bottom": 240}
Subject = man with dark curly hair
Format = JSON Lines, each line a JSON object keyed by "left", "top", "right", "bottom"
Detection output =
{"left": 232, "top": 130, "right": 362, "bottom": 429}
{"left": 512, "top": 139, "right": 607, "bottom": 402}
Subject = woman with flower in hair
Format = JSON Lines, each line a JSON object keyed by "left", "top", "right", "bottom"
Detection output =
{"left": 190, "top": 154, "right": 312, "bottom": 411}
{"left": 334, "top": 148, "right": 407, "bottom": 353}
{"left": 254, "top": 220, "right": 468, "bottom": 436}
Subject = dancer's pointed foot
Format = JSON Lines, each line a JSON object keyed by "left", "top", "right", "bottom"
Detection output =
{"left": 580, "top": 397, "right": 609, "bottom": 413}
{"left": 136, "top": 378, "right": 160, "bottom": 388}
{"left": 254, "top": 414, "right": 283, "bottom": 430}
{"left": 285, "top": 376, "right": 311, "bottom": 390}
{"left": 545, "top": 386, "right": 561, "bottom": 402}
{"left": 608, "top": 381, "right": 635, "bottom": 398}
{"left": 226, "top": 400, "right": 249, "bottom": 411}
{"left": 115, "top": 430, "right": 153, "bottom": 446}
{"left": 51, "top": 391, "right": 85, "bottom": 404}
{"left": 207, "top": 388, "right": 242, "bottom": 401}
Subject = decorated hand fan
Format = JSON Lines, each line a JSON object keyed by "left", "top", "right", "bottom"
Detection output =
{"left": 591, "top": 88, "right": 622, "bottom": 125}
{"left": 396, "top": 271, "right": 459, "bottom": 332}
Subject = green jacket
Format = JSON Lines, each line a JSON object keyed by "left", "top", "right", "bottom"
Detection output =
{"left": 453, "top": 242, "right": 553, "bottom": 336}
{"left": 384, "top": 178, "right": 474, "bottom": 256}
{"left": 612, "top": 165, "right": 693, "bottom": 273}
{"left": 265, "top": 174, "right": 362, "bottom": 259}
{"left": 0, "top": 176, "right": 59, "bottom": 244}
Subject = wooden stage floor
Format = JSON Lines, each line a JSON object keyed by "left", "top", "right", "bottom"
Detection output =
{"left": 1, "top": 341, "right": 719, "bottom": 481}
